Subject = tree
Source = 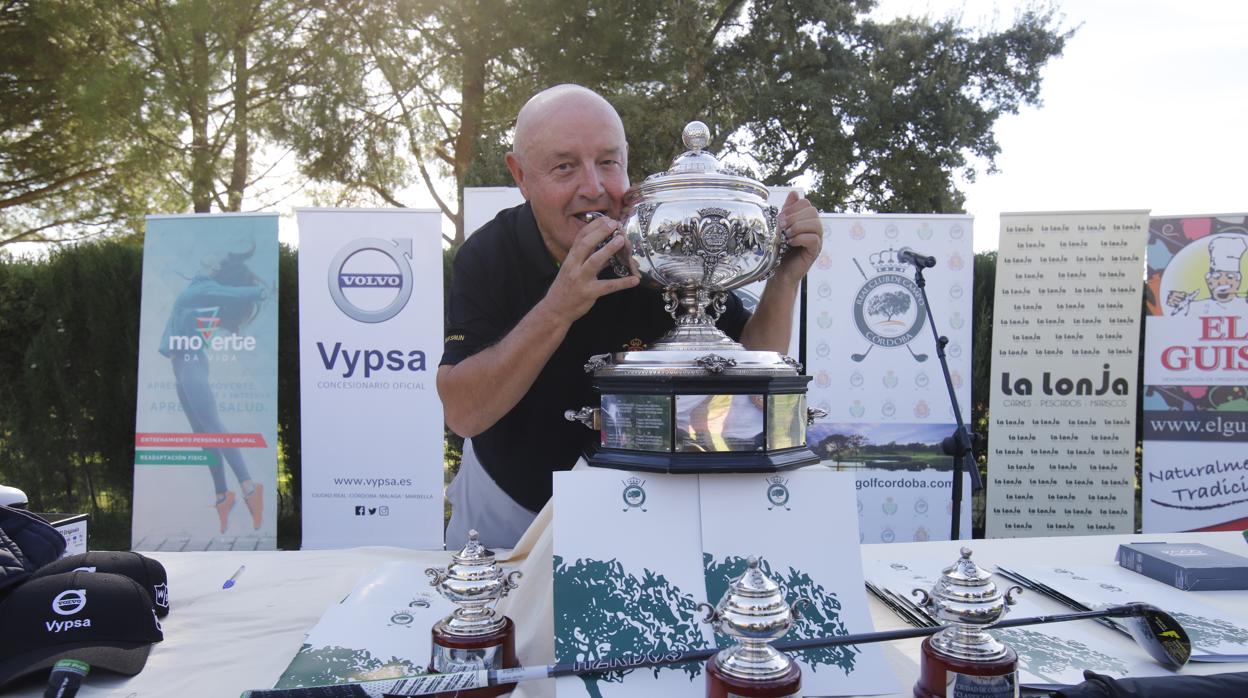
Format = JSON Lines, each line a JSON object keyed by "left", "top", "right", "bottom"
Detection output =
{"left": 1, "top": 0, "right": 322, "bottom": 248}
{"left": 867, "top": 290, "right": 912, "bottom": 323}
{"left": 704, "top": 554, "right": 859, "bottom": 675}
{"left": 280, "top": 1, "right": 1071, "bottom": 246}
{"left": 553, "top": 555, "right": 707, "bottom": 697}
{"left": 0, "top": 0, "right": 168, "bottom": 247}
{"left": 995, "top": 627, "right": 1129, "bottom": 685}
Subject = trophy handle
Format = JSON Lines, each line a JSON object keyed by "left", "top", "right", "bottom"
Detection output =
{"left": 501, "top": 570, "right": 523, "bottom": 597}
{"left": 564, "top": 406, "right": 600, "bottom": 431}
{"left": 791, "top": 597, "right": 812, "bottom": 619}
{"left": 426, "top": 567, "right": 449, "bottom": 588}
{"left": 697, "top": 601, "right": 720, "bottom": 627}
{"left": 1005, "top": 585, "right": 1023, "bottom": 606}
{"left": 911, "top": 588, "right": 932, "bottom": 609}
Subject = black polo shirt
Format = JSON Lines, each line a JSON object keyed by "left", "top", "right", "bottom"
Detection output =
{"left": 441, "top": 203, "right": 749, "bottom": 512}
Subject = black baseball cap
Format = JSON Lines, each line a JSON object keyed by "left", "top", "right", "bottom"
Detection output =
{"left": 0, "top": 571, "right": 163, "bottom": 687}
{"left": 34, "top": 551, "right": 170, "bottom": 617}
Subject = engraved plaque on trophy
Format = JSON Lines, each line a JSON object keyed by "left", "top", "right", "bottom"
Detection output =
{"left": 426, "top": 530, "right": 522, "bottom": 696}
{"left": 912, "top": 548, "right": 1023, "bottom": 698}
{"left": 564, "top": 121, "right": 827, "bottom": 474}
{"left": 700, "top": 557, "right": 802, "bottom": 698}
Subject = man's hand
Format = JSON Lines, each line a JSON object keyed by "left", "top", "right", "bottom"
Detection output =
{"left": 772, "top": 190, "right": 823, "bottom": 287}
{"left": 540, "top": 216, "right": 640, "bottom": 323}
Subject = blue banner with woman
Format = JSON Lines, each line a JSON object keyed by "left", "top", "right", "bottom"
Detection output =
{"left": 132, "top": 214, "right": 279, "bottom": 550}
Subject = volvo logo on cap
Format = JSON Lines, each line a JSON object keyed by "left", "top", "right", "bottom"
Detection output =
{"left": 52, "top": 589, "right": 87, "bottom": 616}
{"left": 328, "top": 238, "right": 414, "bottom": 323}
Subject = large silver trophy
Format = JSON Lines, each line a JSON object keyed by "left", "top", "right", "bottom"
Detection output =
{"left": 565, "top": 121, "right": 825, "bottom": 473}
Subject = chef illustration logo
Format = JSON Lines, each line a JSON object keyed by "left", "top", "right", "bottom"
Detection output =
{"left": 1165, "top": 234, "right": 1248, "bottom": 317}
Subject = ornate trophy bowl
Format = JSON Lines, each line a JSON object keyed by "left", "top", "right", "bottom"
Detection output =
{"left": 700, "top": 556, "right": 803, "bottom": 697}
{"left": 425, "top": 530, "right": 521, "bottom": 693}
{"left": 620, "top": 120, "right": 784, "bottom": 349}
{"left": 911, "top": 548, "right": 1022, "bottom": 698}
{"left": 565, "top": 121, "right": 825, "bottom": 474}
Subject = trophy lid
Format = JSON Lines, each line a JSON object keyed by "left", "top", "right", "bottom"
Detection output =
{"left": 640, "top": 121, "right": 769, "bottom": 201}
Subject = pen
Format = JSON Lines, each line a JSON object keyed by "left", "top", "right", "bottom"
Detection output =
{"left": 223, "top": 564, "right": 246, "bottom": 589}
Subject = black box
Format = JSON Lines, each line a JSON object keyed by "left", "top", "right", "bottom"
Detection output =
{"left": 1116, "top": 542, "right": 1248, "bottom": 591}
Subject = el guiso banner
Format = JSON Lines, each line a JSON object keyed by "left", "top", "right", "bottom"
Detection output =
{"left": 297, "top": 208, "right": 445, "bottom": 549}
{"left": 986, "top": 211, "right": 1147, "bottom": 538}
{"left": 132, "top": 213, "right": 279, "bottom": 550}
{"left": 1142, "top": 214, "right": 1248, "bottom": 532}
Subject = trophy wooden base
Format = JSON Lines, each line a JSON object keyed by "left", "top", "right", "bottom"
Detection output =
{"left": 705, "top": 654, "right": 802, "bottom": 698}
{"left": 428, "top": 617, "right": 518, "bottom": 697}
{"left": 913, "top": 637, "right": 1018, "bottom": 698}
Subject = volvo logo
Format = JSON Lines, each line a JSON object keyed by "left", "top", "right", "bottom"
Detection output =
{"left": 328, "top": 238, "right": 414, "bottom": 323}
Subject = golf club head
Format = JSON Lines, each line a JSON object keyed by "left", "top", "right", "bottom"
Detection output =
{"left": 1119, "top": 603, "right": 1191, "bottom": 669}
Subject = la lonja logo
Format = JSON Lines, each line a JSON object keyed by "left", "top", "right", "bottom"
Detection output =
{"left": 1000, "top": 363, "right": 1129, "bottom": 396}
{"left": 621, "top": 477, "right": 647, "bottom": 512}
{"left": 766, "top": 475, "right": 790, "bottom": 511}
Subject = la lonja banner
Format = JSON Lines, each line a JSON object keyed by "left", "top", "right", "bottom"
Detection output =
{"left": 1143, "top": 214, "right": 1248, "bottom": 532}
{"left": 132, "top": 213, "right": 279, "bottom": 551}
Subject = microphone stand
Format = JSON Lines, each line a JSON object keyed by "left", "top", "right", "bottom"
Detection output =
{"left": 909, "top": 259, "right": 983, "bottom": 540}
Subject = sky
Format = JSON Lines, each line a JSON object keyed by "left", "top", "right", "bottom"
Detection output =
{"left": 871, "top": 0, "right": 1248, "bottom": 252}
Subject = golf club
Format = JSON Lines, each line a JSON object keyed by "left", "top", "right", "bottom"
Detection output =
{"left": 850, "top": 344, "right": 873, "bottom": 362}
{"left": 239, "top": 603, "right": 1189, "bottom": 698}
{"left": 905, "top": 343, "right": 928, "bottom": 362}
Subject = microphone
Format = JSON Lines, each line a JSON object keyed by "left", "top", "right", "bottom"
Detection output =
{"left": 898, "top": 247, "right": 936, "bottom": 268}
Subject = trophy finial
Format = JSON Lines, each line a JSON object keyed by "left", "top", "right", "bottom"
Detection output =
{"left": 683, "top": 121, "right": 711, "bottom": 151}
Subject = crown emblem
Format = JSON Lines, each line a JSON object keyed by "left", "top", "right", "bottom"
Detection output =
{"left": 868, "top": 248, "right": 909, "bottom": 274}
{"left": 625, "top": 476, "right": 645, "bottom": 488}
{"left": 766, "top": 475, "right": 788, "bottom": 487}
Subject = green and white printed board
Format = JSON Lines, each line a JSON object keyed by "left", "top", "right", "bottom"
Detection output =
{"left": 553, "top": 471, "right": 713, "bottom": 697}
{"left": 552, "top": 470, "right": 897, "bottom": 696}
{"left": 699, "top": 472, "right": 896, "bottom": 695}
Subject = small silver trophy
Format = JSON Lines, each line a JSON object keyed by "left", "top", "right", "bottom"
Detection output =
{"left": 700, "top": 556, "right": 803, "bottom": 697}
{"left": 425, "top": 530, "right": 522, "bottom": 693}
{"left": 911, "top": 547, "right": 1023, "bottom": 697}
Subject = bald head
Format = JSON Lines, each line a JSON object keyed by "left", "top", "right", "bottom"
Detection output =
{"left": 504, "top": 84, "right": 631, "bottom": 263}
{"left": 511, "top": 85, "right": 626, "bottom": 164}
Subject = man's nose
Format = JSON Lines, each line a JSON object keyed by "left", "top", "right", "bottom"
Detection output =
{"left": 575, "top": 163, "right": 605, "bottom": 198}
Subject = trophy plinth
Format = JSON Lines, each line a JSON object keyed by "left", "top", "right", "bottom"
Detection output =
{"left": 701, "top": 557, "right": 802, "bottom": 698}
{"left": 565, "top": 121, "right": 826, "bottom": 474}
{"left": 426, "top": 530, "right": 521, "bottom": 696}
{"left": 911, "top": 548, "right": 1022, "bottom": 698}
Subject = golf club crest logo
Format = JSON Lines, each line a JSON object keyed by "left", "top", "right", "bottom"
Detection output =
{"left": 850, "top": 249, "right": 927, "bottom": 363}
{"left": 390, "top": 610, "right": 415, "bottom": 626}
{"left": 765, "top": 475, "right": 791, "bottom": 511}
{"left": 328, "top": 238, "right": 414, "bottom": 323}
{"left": 621, "top": 477, "right": 647, "bottom": 512}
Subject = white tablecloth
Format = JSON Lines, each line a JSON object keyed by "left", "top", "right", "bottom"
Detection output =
{"left": 6, "top": 529, "right": 1247, "bottom": 697}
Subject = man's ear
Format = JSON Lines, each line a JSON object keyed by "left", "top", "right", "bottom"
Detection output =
{"left": 505, "top": 153, "right": 530, "bottom": 200}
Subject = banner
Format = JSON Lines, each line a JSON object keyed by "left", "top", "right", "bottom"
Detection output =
{"left": 132, "top": 213, "right": 279, "bottom": 550}
{"left": 986, "top": 210, "right": 1148, "bottom": 538}
{"left": 807, "top": 214, "right": 974, "bottom": 540}
{"left": 297, "top": 208, "right": 445, "bottom": 549}
{"left": 1142, "top": 214, "right": 1248, "bottom": 532}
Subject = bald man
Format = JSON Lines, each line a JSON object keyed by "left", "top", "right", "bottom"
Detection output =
{"left": 438, "top": 85, "right": 822, "bottom": 547}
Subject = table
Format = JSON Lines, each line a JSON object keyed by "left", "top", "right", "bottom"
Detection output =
{"left": 6, "top": 532, "right": 1247, "bottom": 697}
